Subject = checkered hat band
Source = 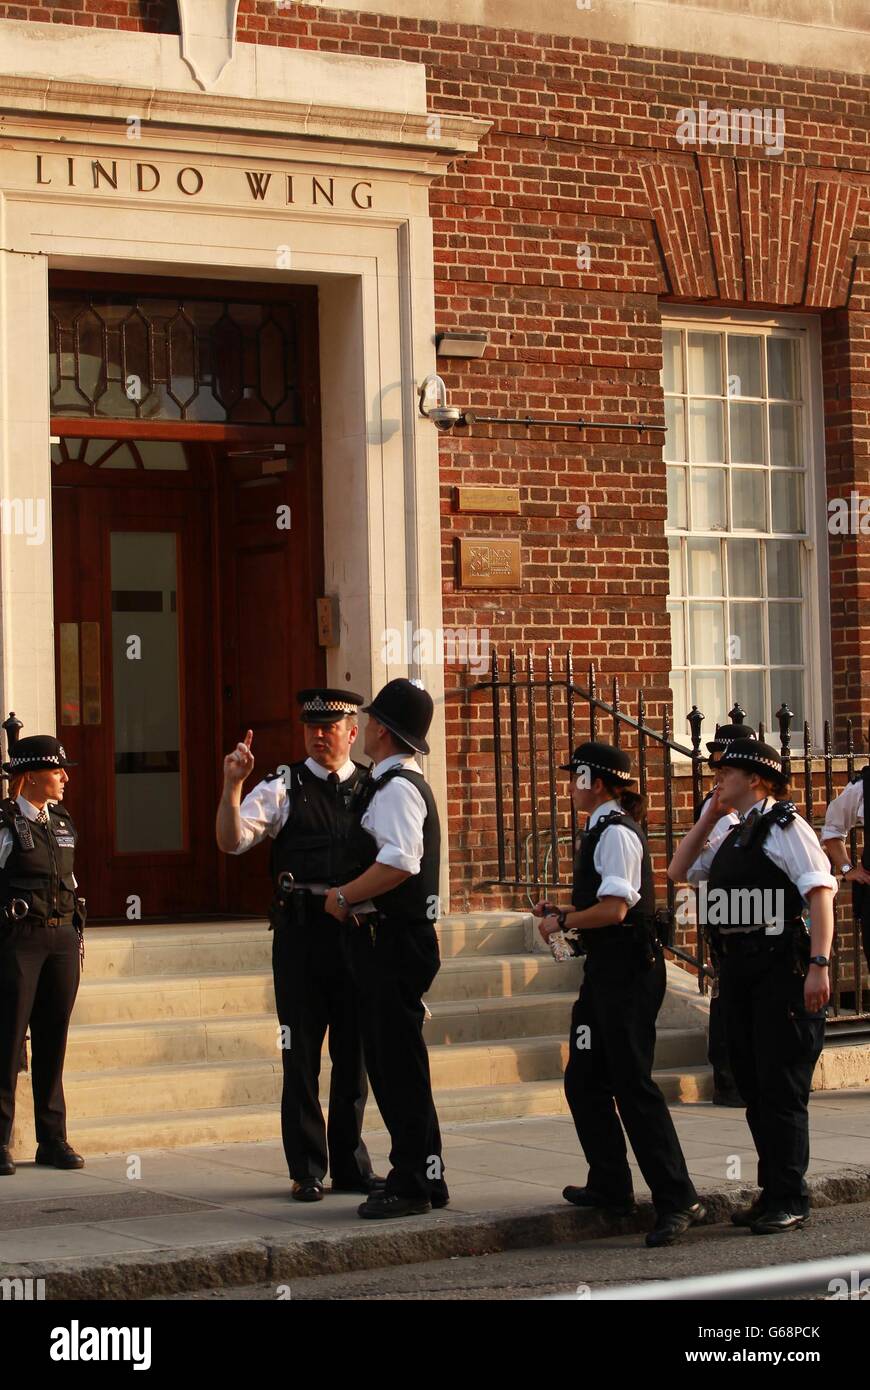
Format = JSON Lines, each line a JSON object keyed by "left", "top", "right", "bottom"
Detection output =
{"left": 303, "top": 697, "right": 357, "bottom": 714}
{"left": 722, "top": 751, "right": 781, "bottom": 770}
{"left": 574, "top": 759, "right": 632, "bottom": 781}
{"left": 6, "top": 753, "right": 64, "bottom": 767}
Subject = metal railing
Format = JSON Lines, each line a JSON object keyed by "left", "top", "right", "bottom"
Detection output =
{"left": 472, "top": 648, "right": 869, "bottom": 1021}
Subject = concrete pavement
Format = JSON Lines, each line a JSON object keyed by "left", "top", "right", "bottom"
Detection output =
{"left": 2, "top": 1090, "right": 870, "bottom": 1298}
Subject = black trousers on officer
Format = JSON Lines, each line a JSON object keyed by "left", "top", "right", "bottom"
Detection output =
{"left": 349, "top": 917, "right": 447, "bottom": 1202}
{"left": 0, "top": 919, "right": 81, "bottom": 1148}
{"left": 564, "top": 947, "right": 698, "bottom": 1215}
{"left": 719, "top": 944, "right": 824, "bottom": 1216}
{"left": 271, "top": 898, "right": 373, "bottom": 1186}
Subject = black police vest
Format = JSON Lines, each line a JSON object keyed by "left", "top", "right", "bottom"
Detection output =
{"left": 0, "top": 800, "right": 77, "bottom": 923}
{"left": 571, "top": 810, "right": 655, "bottom": 953}
{"left": 268, "top": 762, "right": 369, "bottom": 887}
{"left": 706, "top": 801, "right": 805, "bottom": 937}
{"left": 351, "top": 767, "right": 440, "bottom": 925}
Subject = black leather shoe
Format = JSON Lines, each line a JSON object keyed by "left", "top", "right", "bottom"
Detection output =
{"left": 35, "top": 1140, "right": 84, "bottom": 1170}
{"left": 331, "top": 1174, "right": 386, "bottom": 1195}
{"left": 291, "top": 1179, "right": 324, "bottom": 1202}
{"left": 430, "top": 1188, "right": 450, "bottom": 1210}
{"left": 731, "top": 1198, "right": 767, "bottom": 1228}
{"left": 562, "top": 1185, "right": 635, "bottom": 1217}
{"left": 0, "top": 1146, "right": 15, "bottom": 1176}
{"left": 645, "top": 1202, "right": 706, "bottom": 1247}
{"left": 357, "top": 1192, "right": 431, "bottom": 1220}
{"left": 751, "top": 1209, "right": 808, "bottom": 1236}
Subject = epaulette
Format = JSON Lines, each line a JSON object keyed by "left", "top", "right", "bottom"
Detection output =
{"left": 768, "top": 799, "right": 797, "bottom": 828}
{"left": 849, "top": 765, "right": 869, "bottom": 785}
{"left": 0, "top": 797, "right": 18, "bottom": 827}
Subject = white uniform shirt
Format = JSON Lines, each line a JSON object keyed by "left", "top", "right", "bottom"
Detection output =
{"left": 360, "top": 754, "right": 426, "bottom": 876}
{"left": 230, "top": 757, "right": 357, "bottom": 893}
{"left": 686, "top": 796, "right": 837, "bottom": 901}
{"left": 0, "top": 795, "right": 78, "bottom": 888}
{"left": 584, "top": 799, "right": 643, "bottom": 909}
{"left": 821, "top": 778, "right": 865, "bottom": 845}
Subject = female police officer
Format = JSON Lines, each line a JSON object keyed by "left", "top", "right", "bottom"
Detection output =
{"left": 535, "top": 740, "right": 703, "bottom": 1247}
{"left": 669, "top": 739, "right": 836, "bottom": 1234}
{"left": 0, "top": 736, "right": 84, "bottom": 1176}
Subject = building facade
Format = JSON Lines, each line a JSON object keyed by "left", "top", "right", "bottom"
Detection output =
{"left": 0, "top": 0, "right": 867, "bottom": 920}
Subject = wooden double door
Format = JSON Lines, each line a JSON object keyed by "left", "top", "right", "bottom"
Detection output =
{"left": 51, "top": 438, "right": 323, "bottom": 919}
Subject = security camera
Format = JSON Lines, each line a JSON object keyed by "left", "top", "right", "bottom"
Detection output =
{"left": 418, "top": 374, "right": 465, "bottom": 431}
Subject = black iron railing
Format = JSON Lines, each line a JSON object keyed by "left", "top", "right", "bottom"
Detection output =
{"left": 472, "top": 648, "right": 870, "bottom": 1022}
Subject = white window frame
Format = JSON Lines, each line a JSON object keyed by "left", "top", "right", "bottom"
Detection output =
{"left": 662, "top": 305, "right": 830, "bottom": 748}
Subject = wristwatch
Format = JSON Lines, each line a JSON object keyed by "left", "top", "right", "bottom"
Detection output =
{"left": 336, "top": 890, "right": 350, "bottom": 911}
{"left": 809, "top": 955, "right": 830, "bottom": 968}
{"left": 839, "top": 861, "right": 852, "bottom": 876}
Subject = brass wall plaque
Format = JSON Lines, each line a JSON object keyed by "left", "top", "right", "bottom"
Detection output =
{"left": 457, "top": 538, "right": 522, "bottom": 589}
{"left": 81, "top": 621, "right": 102, "bottom": 726}
{"left": 455, "top": 486, "right": 520, "bottom": 514}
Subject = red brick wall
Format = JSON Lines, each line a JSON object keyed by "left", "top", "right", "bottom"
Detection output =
{"left": 4, "top": 4, "right": 870, "bottom": 931}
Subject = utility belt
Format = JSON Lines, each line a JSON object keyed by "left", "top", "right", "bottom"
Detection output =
{"left": 1, "top": 896, "right": 86, "bottom": 964}
{"left": 711, "top": 918, "right": 807, "bottom": 960}
{"left": 579, "top": 916, "right": 659, "bottom": 969}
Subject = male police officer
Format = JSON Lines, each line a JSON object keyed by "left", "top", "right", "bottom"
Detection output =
{"left": 216, "top": 689, "right": 380, "bottom": 1201}
{"left": 324, "top": 678, "right": 447, "bottom": 1220}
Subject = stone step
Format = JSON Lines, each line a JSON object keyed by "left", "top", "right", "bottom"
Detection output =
{"left": 10, "top": 1069, "right": 717, "bottom": 1156}
{"left": 80, "top": 914, "right": 530, "bottom": 980}
{"left": 62, "top": 1004, "right": 707, "bottom": 1072}
{"left": 71, "top": 954, "right": 581, "bottom": 1026}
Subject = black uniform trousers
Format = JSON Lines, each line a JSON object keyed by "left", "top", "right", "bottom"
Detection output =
{"left": 564, "top": 946, "right": 698, "bottom": 1215}
{"left": 0, "top": 918, "right": 81, "bottom": 1148}
{"left": 349, "top": 916, "right": 447, "bottom": 1202}
{"left": 719, "top": 943, "right": 824, "bottom": 1216}
{"left": 271, "top": 897, "right": 373, "bottom": 1186}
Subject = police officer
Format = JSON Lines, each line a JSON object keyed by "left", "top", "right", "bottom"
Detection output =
{"left": 536, "top": 741, "right": 703, "bottom": 1247}
{"left": 0, "top": 736, "right": 85, "bottom": 1176}
{"left": 821, "top": 765, "right": 869, "bottom": 975}
{"left": 216, "top": 689, "right": 380, "bottom": 1202}
{"left": 699, "top": 723, "right": 757, "bottom": 1107}
{"left": 669, "top": 739, "right": 836, "bottom": 1234}
{"left": 324, "top": 678, "right": 447, "bottom": 1220}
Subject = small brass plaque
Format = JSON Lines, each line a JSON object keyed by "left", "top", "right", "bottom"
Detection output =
{"left": 457, "top": 538, "right": 522, "bottom": 589}
{"left": 455, "top": 486, "right": 520, "bottom": 514}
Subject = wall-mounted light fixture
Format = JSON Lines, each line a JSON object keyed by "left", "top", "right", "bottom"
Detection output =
{"left": 435, "top": 331, "right": 488, "bottom": 359}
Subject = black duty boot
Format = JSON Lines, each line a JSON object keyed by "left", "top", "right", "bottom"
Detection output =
{"left": 0, "top": 1146, "right": 15, "bottom": 1176}
{"left": 35, "top": 1140, "right": 84, "bottom": 1170}
{"left": 750, "top": 1210, "right": 808, "bottom": 1236}
{"left": 645, "top": 1202, "right": 706, "bottom": 1247}
{"left": 357, "top": 1192, "right": 431, "bottom": 1220}
{"left": 562, "top": 1185, "right": 635, "bottom": 1218}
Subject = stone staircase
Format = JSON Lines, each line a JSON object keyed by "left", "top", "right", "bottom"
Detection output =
{"left": 9, "top": 914, "right": 712, "bottom": 1157}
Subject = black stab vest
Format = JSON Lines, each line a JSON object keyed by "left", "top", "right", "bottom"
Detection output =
{"left": 0, "top": 799, "right": 77, "bottom": 923}
{"left": 351, "top": 767, "right": 441, "bottom": 925}
{"left": 268, "top": 762, "right": 370, "bottom": 887}
{"left": 571, "top": 810, "right": 655, "bottom": 954}
{"left": 706, "top": 800, "right": 805, "bottom": 939}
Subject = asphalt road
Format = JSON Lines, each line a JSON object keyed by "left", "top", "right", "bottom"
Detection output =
{"left": 170, "top": 1199, "right": 870, "bottom": 1300}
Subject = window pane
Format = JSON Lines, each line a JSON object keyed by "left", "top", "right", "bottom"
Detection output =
{"left": 691, "top": 468, "right": 726, "bottom": 530}
{"left": 662, "top": 329, "right": 683, "bottom": 393}
{"left": 691, "top": 670, "right": 727, "bottom": 719}
{"left": 727, "top": 335, "right": 763, "bottom": 398}
{"left": 767, "top": 337, "right": 799, "bottom": 399}
{"left": 771, "top": 471, "right": 804, "bottom": 532}
{"left": 729, "top": 602, "right": 764, "bottom": 665}
{"left": 766, "top": 539, "right": 802, "bottom": 597}
{"left": 664, "top": 397, "right": 686, "bottom": 462}
{"left": 733, "top": 669, "right": 765, "bottom": 728}
{"left": 769, "top": 403, "right": 802, "bottom": 467}
{"left": 687, "top": 539, "right": 723, "bottom": 595}
{"left": 727, "top": 538, "right": 761, "bottom": 597}
{"left": 769, "top": 603, "right": 803, "bottom": 666}
{"left": 729, "top": 401, "right": 764, "bottom": 463}
{"left": 770, "top": 668, "right": 804, "bottom": 731}
{"left": 690, "top": 602, "right": 725, "bottom": 664}
{"left": 667, "top": 467, "right": 688, "bottom": 529}
{"left": 668, "top": 604, "right": 685, "bottom": 667}
{"left": 670, "top": 672, "right": 689, "bottom": 742}
{"left": 732, "top": 469, "right": 767, "bottom": 530}
{"left": 689, "top": 399, "right": 724, "bottom": 462}
{"left": 668, "top": 537, "right": 684, "bottom": 596}
{"left": 687, "top": 332, "right": 722, "bottom": 395}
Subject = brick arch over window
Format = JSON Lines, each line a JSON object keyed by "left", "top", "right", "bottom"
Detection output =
{"left": 639, "top": 158, "right": 865, "bottom": 309}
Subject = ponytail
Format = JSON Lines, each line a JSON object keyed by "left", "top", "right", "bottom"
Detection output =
{"left": 8, "top": 774, "right": 24, "bottom": 801}
{"left": 600, "top": 776, "right": 646, "bottom": 822}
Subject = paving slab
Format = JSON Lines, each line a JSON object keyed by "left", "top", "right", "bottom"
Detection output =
{"left": 1, "top": 1091, "right": 869, "bottom": 1297}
